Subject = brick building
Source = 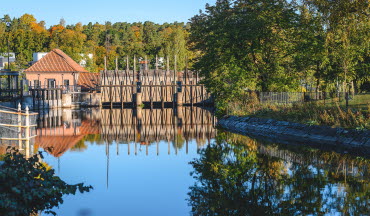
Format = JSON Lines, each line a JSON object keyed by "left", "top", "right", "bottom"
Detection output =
{"left": 24, "top": 49, "right": 99, "bottom": 91}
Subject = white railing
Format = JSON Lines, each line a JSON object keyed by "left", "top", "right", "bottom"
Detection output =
{"left": 0, "top": 104, "right": 38, "bottom": 158}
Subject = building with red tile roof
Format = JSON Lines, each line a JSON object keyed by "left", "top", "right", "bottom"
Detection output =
{"left": 25, "top": 49, "right": 99, "bottom": 91}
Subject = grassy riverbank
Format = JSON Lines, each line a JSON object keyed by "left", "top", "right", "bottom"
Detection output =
{"left": 226, "top": 94, "right": 370, "bottom": 130}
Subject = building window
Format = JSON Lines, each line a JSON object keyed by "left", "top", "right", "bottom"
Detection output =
{"left": 47, "top": 79, "right": 56, "bottom": 88}
{"left": 64, "top": 79, "right": 70, "bottom": 87}
{"left": 33, "top": 80, "right": 40, "bottom": 88}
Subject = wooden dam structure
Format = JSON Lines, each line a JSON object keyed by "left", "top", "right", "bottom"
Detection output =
{"left": 100, "top": 56, "right": 212, "bottom": 108}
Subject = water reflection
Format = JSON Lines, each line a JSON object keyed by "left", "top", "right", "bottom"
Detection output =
{"left": 35, "top": 107, "right": 217, "bottom": 157}
{"left": 188, "top": 132, "right": 370, "bottom": 215}
{"left": 32, "top": 108, "right": 370, "bottom": 215}
{"left": 35, "top": 108, "right": 101, "bottom": 157}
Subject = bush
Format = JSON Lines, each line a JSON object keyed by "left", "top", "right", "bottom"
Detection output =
{"left": 0, "top": 147, "right": 92, "bottom": 216}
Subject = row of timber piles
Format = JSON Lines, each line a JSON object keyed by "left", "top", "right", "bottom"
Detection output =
{"left": 100, "top": 56, "right": 212, "bottom": 108}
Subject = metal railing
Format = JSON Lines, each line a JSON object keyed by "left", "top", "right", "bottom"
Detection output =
{"left": 0, "top": 104, "right": 38, "bottom": 158}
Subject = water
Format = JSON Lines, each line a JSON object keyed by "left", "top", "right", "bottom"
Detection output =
{"left": 32, "top": 108, "right": 369, "bottom": 215}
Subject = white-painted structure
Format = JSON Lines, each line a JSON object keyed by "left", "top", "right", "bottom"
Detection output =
{"left": 0, "top": 53, "right": 16, "bottom": 69}
{"left": 32, "top": 52, "right": 48, "bottom": 62}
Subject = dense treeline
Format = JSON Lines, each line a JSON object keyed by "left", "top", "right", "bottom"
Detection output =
{"left": 1, "top": 0, "right": 370, "bottom": 107}
{"left": 190, "top": 0, "right": 370, "bottom": 107}
{"left": 0, "top": 14, "right": 189, "bottom": 72}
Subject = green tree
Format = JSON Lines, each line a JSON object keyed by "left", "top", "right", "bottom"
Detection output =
{"left": 0, "top": 148, "right": 92, "bottom": 216}
{"left": 190, "top": 0, "right": 299, "bottom": 110}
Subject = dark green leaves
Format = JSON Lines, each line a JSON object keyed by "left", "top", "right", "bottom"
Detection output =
{"left": 0, "top": 147, "right": 92, "bottom": 216}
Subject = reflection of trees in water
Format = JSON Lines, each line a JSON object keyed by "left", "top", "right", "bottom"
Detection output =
{"left": 188, "top": 132, "right": 370, "bottom": 216}
{"left": 70, "top": 134, "right": 104, "bottom": 152}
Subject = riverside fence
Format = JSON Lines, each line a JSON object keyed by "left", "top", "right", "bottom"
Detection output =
{"left": 247, "top": 91, "right": 369, "bottom": 108}
{"left": 0, "top": 104, "right": 38, "bottom": 158}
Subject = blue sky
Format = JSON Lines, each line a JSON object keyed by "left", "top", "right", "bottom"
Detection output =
{"left": 1, "top": 0, "right": 216, "bottom": 26}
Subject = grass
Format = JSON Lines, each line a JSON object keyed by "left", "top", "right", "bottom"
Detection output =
{"left": 324, "top": 93, "right": 370, "bottom": 110}
{"left": 226, "top": 93, "right": 370, "bottom": 130}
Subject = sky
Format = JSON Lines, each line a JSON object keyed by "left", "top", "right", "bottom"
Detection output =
{"left": 1, "top": 0, "right": 216, "bottom": 27}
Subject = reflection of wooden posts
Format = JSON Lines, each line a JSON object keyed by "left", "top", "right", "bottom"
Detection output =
{"left": 25, "top": 106, "right": 30, "bottom": 159}
{"left": 17, "top": 104, "right": 22, "bottom": 150}
{"left": 186, "top": 140, "right": 188, "bottom": 155}
{"left": 177, "top": 105, "right": 183, "bottom": 122}
{"left": 146, "top": 141, "right": 148, "bottom": 156}
{"left": 173, "top": 108, "right": 178, "bottom": 155}
{"left": 136, "top": 107, "right": 142, "bottom": 127}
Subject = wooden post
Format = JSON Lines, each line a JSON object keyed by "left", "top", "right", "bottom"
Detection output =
{"left": 131, "top": 82, "right": 135, "bottom": 106}
{"left": 145, "top": 55, "right": 148, "bottom": 72}
{"left": 17, "top": 103, "right": 22, "bottom": 150}
{"left": 126, "top": 55, "right": 130, "bottom": 84}
{"left": 174, "top": 55, "right": 177, "bottom": 83}
{"left": 115, "top": 57, "right": 118, "bottom": 70}
{"left": 121, "top": 81, "right": 124, "bottom": 108}
{"left": 161, "top": 81, "right": 164, "bottom": 108}
{"left": 173, "top": 55, "right": 177, "bottom": 107}
{"left": 177, "top": 81, "right": 183, "bottom": 106}
{"left": 185, "top": 56, "right": 188, "bottom": 84}
{"left": 166, "top": 56, "right": 170, "bottom": 84}
{"left": 136, "top": 81, "right": 142, "bottom": 107}
{"left": 154, "top": 55, "right": 159, "bottom": 84}
{"left": 190, "top": 82, "right": 194, "bottom": 107}
{"left": 150, "top": 81, "right": 153, "bottom": 109}
{"left": 104, "top": 56, "right": 107, "bottom": 71}
{"left": 25, "top": 106, "right": 30, "bottom": 159}
{"left": 109, "top": 81, "right": 113, "bottom": 109}
{"left": 202, "top": 85, "right": 205, "bottom": 107}
{"left": 134, "top": 55, "right": 137, "bottom": 82}
{"left": 155, "top": 55, "right": 158, "bottom": 79}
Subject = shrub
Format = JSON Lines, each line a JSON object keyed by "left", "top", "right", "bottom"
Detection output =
{"left": 0, "top": 147, "right": 92, "bottom": 216}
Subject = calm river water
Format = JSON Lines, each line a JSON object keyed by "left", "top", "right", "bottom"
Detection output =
{"left": 34, "top": 107, "right": 369, "bottom": 216}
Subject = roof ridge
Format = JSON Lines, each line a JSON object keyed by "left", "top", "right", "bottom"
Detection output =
{"left": 25, "top": 49, "right": 88, "bottom": 73}
{"left": 52, "top": 49, "right": 79, "bottom": 72}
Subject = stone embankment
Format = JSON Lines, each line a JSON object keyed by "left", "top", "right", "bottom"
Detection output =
{"left": 218, "top": 116, "right": 370, "bottom": 152}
